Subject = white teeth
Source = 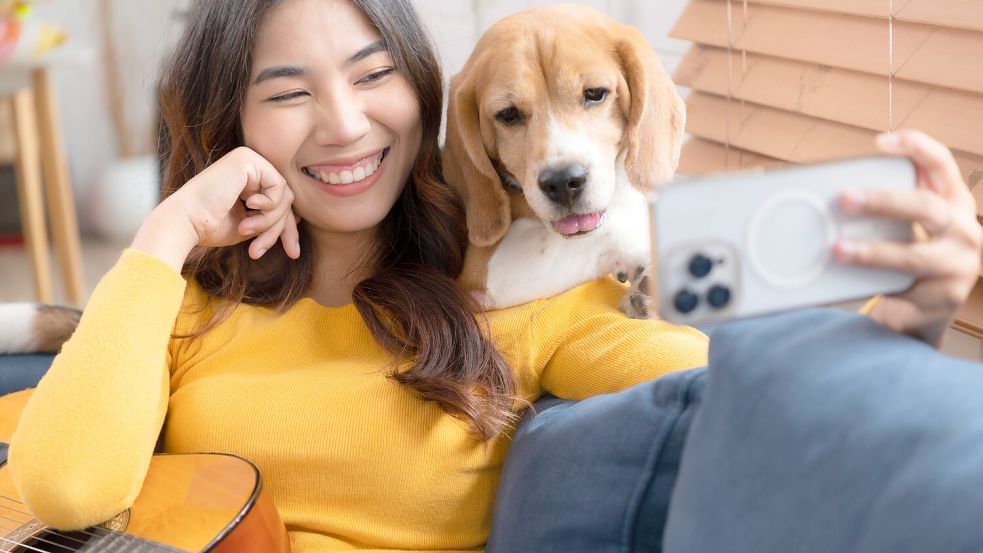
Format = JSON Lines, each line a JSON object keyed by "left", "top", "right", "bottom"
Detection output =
{"left": 306, "top": 150, "right": 384, "bottom": 185}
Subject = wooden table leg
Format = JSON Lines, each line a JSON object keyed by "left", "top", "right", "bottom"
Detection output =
{"left": 32, "top": 68, "right": 85, "bottom": 306}
{"left": 9, "top": 90, "right": 53, "bottom": 304}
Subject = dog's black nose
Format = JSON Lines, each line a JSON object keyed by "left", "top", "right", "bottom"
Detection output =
{"left": 538, "top": 164, "right": 588, "bottom": 207}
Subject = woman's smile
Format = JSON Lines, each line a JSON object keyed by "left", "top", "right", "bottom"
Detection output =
{"left": 301, "top": 147, "right": 389, "bottom": 197}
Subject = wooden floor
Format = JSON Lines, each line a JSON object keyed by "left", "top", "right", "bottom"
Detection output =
{"left": 0, "top": 237, "right": 125, "bottom": 305}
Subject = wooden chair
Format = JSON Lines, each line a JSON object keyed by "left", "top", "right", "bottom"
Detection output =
{"left": 2, "top": 63, "right": 85, "bottom": 306}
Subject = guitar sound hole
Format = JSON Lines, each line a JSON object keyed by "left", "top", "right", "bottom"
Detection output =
{"left": 18, "top": 530, "right": 92, "bottom": 552}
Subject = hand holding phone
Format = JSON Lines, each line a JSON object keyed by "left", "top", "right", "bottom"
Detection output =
{"left": 650, "top": 156, "right": 917, "bottom": 325}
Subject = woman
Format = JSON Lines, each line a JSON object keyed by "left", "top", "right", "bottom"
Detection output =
{"left": 8, "top": 1, "right": 707, "bottom": 551}
{"left": 7, "top": 0, "right": 981, "bottom": 551}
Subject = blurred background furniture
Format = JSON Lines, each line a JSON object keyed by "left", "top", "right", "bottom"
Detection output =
{"left": 2, "top": 60, "right": 84, "bottom": 305}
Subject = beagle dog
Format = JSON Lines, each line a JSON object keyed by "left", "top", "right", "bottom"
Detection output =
{"left": 443, "top": 4, "right": 686, "bottom": 317}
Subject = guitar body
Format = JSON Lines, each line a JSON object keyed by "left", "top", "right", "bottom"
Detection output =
{"left": 0, "top": 389, "right": 291, "bottom": 552}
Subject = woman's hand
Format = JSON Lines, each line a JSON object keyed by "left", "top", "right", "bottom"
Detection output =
{"left": 834, "top": 130, "right": 983, "bottom": 347}
{"left": 132, "top": 147, "right": 301, "bottom": 272}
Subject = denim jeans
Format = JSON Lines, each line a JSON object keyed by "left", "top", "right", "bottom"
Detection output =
{"left": 490, "top": 309, "right": 983, "bottom": 553}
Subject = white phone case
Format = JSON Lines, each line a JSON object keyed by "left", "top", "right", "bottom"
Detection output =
{"left": 650, "top": 156, "right": 917, "bottom": 325}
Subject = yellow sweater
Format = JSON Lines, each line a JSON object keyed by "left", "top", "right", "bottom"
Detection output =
{"left": 10, "top": 249, "right": 708, "bottom": 552}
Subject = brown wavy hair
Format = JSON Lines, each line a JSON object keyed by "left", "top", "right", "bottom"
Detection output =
{"left": 157, "top": 0, "right": 516, "bottom": 439}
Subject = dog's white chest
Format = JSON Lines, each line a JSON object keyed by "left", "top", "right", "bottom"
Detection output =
{"left": 483, "top": 186, "right": 651, "bottom": 308}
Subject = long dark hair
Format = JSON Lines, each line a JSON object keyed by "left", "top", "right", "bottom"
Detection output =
{"left": 157, "top": 0, "right": 516, "bottom": 439}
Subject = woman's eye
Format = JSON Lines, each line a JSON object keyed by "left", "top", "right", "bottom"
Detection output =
{"left": 584, "top": 87, "right": 609, "bottom": 105}
{"left": 268, "top": 91, "right": 308, "bottom": 103}
{"left": 496, "top": 106, "right": 522, "bottom": 126}
{"left": 357, "top": 68, "right": 395, "bottom": 85}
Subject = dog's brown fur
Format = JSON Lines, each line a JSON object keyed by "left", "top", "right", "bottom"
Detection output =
{"left": 443, "top": 4, "right": 685, "bottom": 313}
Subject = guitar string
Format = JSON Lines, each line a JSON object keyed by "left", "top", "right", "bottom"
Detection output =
{"left": 0, "top": 533, "right": 48, "bottom": 552}
{"left": 0, "top": 518, "right": 160, "bottom": 552}
{"left": 0, "top": 457, "right": 256, "bottom": 548}
{"left": 0, "top": 520, "right": 79, "bottom": 552}
{"left": 0, "top": 498, "right": 103, "bottom": 546}
{"left": 0, "top": 513, "right": 88, "bottom": 550}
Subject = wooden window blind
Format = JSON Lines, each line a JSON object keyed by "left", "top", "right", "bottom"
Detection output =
{"left": 670, "top": 0, "right": 983, "bottom": 338}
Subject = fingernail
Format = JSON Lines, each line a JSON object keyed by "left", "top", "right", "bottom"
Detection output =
{"left": 840, "top": 189, "right": 866, "bottom": 212}
{"left": 877, "top": 132, "right": 901, "bottom": 149}
{"left": 242, "top": 228, "right": 256, "bottom": 236}
{"left": 256, "top": 247, "right": 267, "bottom": 258}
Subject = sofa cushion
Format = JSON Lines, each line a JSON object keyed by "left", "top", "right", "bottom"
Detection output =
{"left": 0, "top": 354, "right": 53, "bottom": 395}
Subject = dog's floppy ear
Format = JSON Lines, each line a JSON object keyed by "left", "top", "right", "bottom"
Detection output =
{"left": 443, "top": 73, "right": 511, "bottom": 247}
{"left": 615, "top": 26, "right": 686, "bottom": 192}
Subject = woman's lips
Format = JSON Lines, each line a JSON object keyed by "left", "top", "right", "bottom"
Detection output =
{"left": 303, "top": 148, "right": 387, "bottom": 185}
{"left": 302, "top": 148, "right": 389, "bottom": 198}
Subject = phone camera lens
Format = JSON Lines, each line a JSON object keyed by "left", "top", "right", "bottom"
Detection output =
{"left": 673, "top": 289, "right": 699, "bottom": 314}
{"left": 688, "top": 254, "right": 713, "bottom": 278}
{"left": 707, "top": 285, "right": 731, "bottom": 309}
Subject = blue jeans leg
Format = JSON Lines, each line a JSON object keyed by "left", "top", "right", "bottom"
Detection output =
{"left": 488, "top": 367, "right": 707, "bottom": 553}
{"left": 665, "top": 308, "right": 983, "bottom": 553}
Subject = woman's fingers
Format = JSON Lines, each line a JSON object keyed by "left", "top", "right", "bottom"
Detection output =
{"left": 248, "top": 214, "right": 289, "bottom": 259}
{"left": 834, "top": 238, "right": 972, "bottom": 279}
{"left": 244, "top": 193, "right": 273, "bottom": 211}
{"left": 238, "top": 205, "right": 300, "bottom": 260}
{"left": 280, "top": 210, "right": 301, "bottom": 260}
{"left": 238, "top": 189, "right": 294, "bottom": 232}
{"left": 876, "top": 130, "right": 964, "bottom": 198}
{"left": 840, "top": 187, "right": 952, "bottom": 236}
{"left": 235, "top": 147, "right": 289, "bottom": 201}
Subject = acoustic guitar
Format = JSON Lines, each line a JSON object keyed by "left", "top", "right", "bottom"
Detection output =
{"left": 0, "top": 389, "right": 291, "bottom": 552}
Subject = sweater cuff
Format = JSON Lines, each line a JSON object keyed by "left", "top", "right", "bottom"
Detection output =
{"left": 859, "top": 295, "right": 881, "bottom": 316}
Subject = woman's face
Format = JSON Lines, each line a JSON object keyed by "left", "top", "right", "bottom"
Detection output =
{"left": 242, "top": 0, "right": 423, "bottom": 235}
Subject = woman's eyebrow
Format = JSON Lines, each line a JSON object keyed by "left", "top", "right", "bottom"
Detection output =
{"left": 346, "top": 40, "right": 387, "bottom": 65}
{"left": 253, "top": 65, "right": 307, "bottom": 85}
{"left": 252, "top": 41, "right": 387, "bottom": 85}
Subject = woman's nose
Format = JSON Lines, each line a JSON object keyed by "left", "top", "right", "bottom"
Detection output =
{"left": 313, "top": 93, "right": 371, "bottom": 147}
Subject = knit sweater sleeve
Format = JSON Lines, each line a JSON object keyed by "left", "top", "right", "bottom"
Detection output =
{"left": 534, "top": 278, "right": 708, "bottom": 400}
{"left": 8, "top": 249, "right": 188, "bottom": 531}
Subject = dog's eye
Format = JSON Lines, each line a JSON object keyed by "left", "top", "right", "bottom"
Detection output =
{"left": 584, "top": 87, "right": 609, "bottom": 105}
{"left": 495, "top": 107, "right": 522, "bottom": 126}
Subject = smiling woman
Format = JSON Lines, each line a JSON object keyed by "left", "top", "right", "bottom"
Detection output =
{"left": 4, "top": 1, "right": 714, "bottom": 550}
{"left": 242, "top": 4, "right": 421, "bottom": 234}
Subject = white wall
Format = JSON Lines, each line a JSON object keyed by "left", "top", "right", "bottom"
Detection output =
{"left": 417, "top": 0, "right": 691, "bottom": 81}
{"left": 22, "top": 0, "right": 689, "bottom": 232}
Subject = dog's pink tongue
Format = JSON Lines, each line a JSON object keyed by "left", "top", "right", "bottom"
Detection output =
{"left": 553, "top": 212, "right": 600, "bottom": 235}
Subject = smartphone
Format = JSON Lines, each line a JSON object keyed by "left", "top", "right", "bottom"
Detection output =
{"left": 650, "top": 156, "right": 917, "bottom": 325}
